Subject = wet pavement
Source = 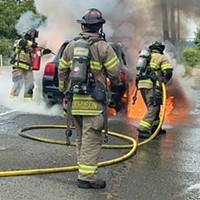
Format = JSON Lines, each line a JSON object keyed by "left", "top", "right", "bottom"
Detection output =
{"left": 0, "top": 99, "right": 200, "bottom": 200}
{"left": 1, "top": 66, "right": 200, "bottom": 199}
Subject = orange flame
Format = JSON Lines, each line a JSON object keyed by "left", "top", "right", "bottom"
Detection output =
{"left": 127, "top": 90, "right": 146, "bottom": 120}
{"left": 107, "top": 107, "right": 117, "bottom": 116}
{"left": 107, "top": 81, "right": 175, "bottom": 120}
{"left": 127, "top": 88, "right": 174, "bottom": 121}
{"left": 161, "top": 96, "right": 174, "bottom": 116}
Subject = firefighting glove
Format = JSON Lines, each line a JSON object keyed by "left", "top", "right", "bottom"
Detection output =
{"left": 19, "top": 39, "right": 28, "bottom": 47}
{"left": 162, "top": 69, "right": 173, "bottom": 84}
{"left": 149, "top": 71, "right": 158, "bottom": 83}
{"left": 43, "top": 48, "right": 52, "bottom": 55}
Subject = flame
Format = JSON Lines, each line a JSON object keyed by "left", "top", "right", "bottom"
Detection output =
{"left": 107, "top": 107, "right": 117, "bottom": 116}
{"left": 127, "top": 87, "right": 174, "bottom": 121}
{"left": 127, "top": 90, "right": 146, "bottom": 120}
{"left": 107, "top": 82, "right": 175, "bottom": 119}
{"left": 161, "top": 96, "right": 174, "bottom": 116}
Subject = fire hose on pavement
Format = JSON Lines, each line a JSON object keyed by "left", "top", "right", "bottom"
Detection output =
{"left": 0, "top": 83, "right": 166, "bottom": 177}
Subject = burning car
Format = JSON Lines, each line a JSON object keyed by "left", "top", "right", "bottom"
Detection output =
{"left": 42, "top": 40, "right": 133, "bottom": 114}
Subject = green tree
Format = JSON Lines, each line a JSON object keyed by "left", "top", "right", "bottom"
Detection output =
{"left": 193, "top": 26, "right": 200, "bottom": 48}
{"left": 182, "top": 25, "right": 200, "bottom": 70}
{"left": 0, "top": 0, "right": 38, "bottom": 39}
{"left": 0, "top": 0, "right": 46, "bottom": 60}
{"left": 182, "top": 47, "right": 200, "bottom": 67}
{"left": 0, "top": 36, "right": 12, "bottom": 55}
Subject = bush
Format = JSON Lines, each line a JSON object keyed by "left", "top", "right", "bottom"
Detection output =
{"left": 0, "top": 37, "right": 13, "bottom": 56}
{"left": 182, "top": 47, "right": 200, "bottom": 67}
{"left": 0, "top": 37, "right": 14, "bottom": 65}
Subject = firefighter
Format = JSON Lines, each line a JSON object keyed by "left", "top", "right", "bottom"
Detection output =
{"left": 9, "top": 28, "right": 51, "bottom": 99}
{"left": 136, "top": 41, "right": 173, "bottom": 138}
{"left": 58, "top": 8, "right": 121, "bottom": 189}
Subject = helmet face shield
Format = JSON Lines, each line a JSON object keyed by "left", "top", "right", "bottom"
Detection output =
{"left": 26, "top": 29, "right": 39, "bottom": 39}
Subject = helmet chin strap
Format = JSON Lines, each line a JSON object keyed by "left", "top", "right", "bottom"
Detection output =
{"left": 99, "top": 27, "right": 106, "bottom": 41}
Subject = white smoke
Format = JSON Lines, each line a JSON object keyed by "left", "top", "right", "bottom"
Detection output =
{"left": 34, "top": 0, "right": 122, "bottom": 48}
{"left": 0, "top": 66, "right": 63, "bottom": 116}
{"left": 15, "top": 11, "right": 41, "bottom": 36}
{"left": 0, "top": 0, "right": 198, "bottom": 117}
{"left": 159, "top": 39, "right": 197, "bottom": 115}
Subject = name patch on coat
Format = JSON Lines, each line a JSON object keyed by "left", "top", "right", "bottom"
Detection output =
{"left": 72, "top": 100, "right": 97, "bottom": 110}
{"left": 71, "top": 94, "right": 103, "bottom": 115}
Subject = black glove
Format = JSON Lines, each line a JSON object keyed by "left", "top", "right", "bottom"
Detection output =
{"left": 43, "top": 48, "right": 52, "bottom": 55}
{"left": 19, "top": 39, "right": 28, "bottom": 47}
{"left": 149, "top": 71, "right": 158, "bottom": 82}
{"left": 31, "top": 42, "right": 38, "bottom": 48}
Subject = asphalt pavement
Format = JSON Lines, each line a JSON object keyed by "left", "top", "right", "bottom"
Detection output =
{"left": 0, "top": 99, "right": 200, "bottom": 200}
{"left": 1, "top": 66, "right": 200, "bottom": 199}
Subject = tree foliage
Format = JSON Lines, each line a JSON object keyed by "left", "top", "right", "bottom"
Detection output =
{"left": 182, "top": 26, "right": 200, "bottom": 68}
{"left": 193, "top": 26, "right": 200, "bottom": 48}
{"left": 0, "top": 36, "right": 13, "bottom": 56}
{"left": 182, "top": 48, "right": 200, "bottom": 67}
{"left": 0, "top": 0, "right": 45, "bottom": 58}
{"left": 0, "top": 0, "right": 38, "bottom": 39}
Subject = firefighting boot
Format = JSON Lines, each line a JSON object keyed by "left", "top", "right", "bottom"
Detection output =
{"left": 78, "top": 179, "right": 106, "bottom": 189}
{"left": 159, "top": 129, "right": 166, "bottom": 134}
{"left": 151, "top": 125, "right": 166, "bottom": 135}
{"left": 24, "top": 97, "right": 33, "bottom": 102}
{"left": 9, "top": 94, "right": 17, "bottom": 99}
{"left": 137, "top": 129, "right": 151, "bottom": 139}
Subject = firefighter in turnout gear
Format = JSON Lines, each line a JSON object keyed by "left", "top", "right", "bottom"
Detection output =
{"left": 136, "top": 41, "right": 173, "bottom": 138}
{"left": 9, "top": 28, "right": 51, "bottom": 99}
{"left": 58, "top": 8, "right": 121, "bottom": 189}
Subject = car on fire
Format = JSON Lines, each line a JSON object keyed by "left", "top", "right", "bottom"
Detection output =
{"left": 42, "top": 40, "right": 133, "bottom": 113}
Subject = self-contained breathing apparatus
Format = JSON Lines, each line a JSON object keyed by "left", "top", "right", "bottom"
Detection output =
{"left": 133, "top": 47, "right": 160, "bottom": 106}
{"left": 65, "top": 37, "right": 108, "bottom": 144}
{"left": 70, "top": 38, "right": 95, "bottom": 95}
{"left": 69, "top": 37, "right": 107, "bottom": 102}
{"left": 136, "top": 47, "right": 151, "bottom": 78}
{"left": 9, "top": 40, "right": 19, "bottom": 65}
{"left": 65, "top": 38, "right": 93, "bottom": 145}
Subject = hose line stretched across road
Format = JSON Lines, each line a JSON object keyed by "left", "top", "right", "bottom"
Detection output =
{"left": 0, "top": 83, "right": 166, "bottom": 177}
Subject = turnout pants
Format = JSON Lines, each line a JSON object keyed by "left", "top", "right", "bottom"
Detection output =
{"left": 73, "top": 114, "right": 104, "bottom": 182}
{"left": 138, "top": 88, "right": 162, "bottom": 133}
{"left": 10, "top": 67, "right": 34, "bottom": 98}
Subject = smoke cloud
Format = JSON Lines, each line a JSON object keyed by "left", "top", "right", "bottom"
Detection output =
{"left": 32, "top": 0, "right": 200, "bottom": 61}
{"left": 1, "top": 0, "right": 199, "bottom": 117}
{"left": 15, "top": 11, "right": 41, "bottom": 36}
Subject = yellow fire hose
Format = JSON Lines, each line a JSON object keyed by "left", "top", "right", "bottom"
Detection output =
{"left": 138, "top": 82, "right": 167, "bottom": 146}
{"left": 0, "top": 83, "right": 166, "bottom": 177}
